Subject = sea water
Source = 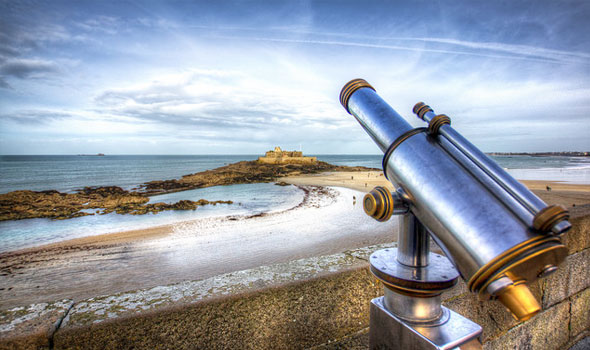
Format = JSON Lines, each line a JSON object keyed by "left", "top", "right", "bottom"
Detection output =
{"left": 0, "top": 154, "right": 589, "bottom": 252}
{"left": 0, "top": 183, "right": 303, "bottom": 252}
{"left": 2, "top": 154, "right": 589, "bottom": 194}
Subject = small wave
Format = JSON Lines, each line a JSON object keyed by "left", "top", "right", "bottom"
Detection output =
{"left": 170, "top": 186, "right": 340, "bottom": 238}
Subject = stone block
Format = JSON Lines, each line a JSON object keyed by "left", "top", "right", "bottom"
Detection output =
{"left": 0, "top": 300, "right": 72, "bottom": 350}
{"left": 562, "top": 209, "right": 590, "bottom": 254}
{"left": 568, "top": 336, "right": 590, "bottom": 350}
{"left": 542, "top": 249, "right": 590, "bottom": 308}
{"left": 483, "top": 300, "right": 570, "bottom": 350}
{"left": 443, "top": 292, "right": 518, "bottom": 343}
{"left": 570, "top": 288, "right": 590, "bottom": 339}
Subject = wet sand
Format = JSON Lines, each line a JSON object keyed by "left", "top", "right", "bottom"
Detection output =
{"left": 1, "top": 172, "right": 589, "bottom": 309}
{"left": 0, "top": 185, "right": 396, "bottom": 309}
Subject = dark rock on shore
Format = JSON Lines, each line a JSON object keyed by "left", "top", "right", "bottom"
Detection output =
{"left": 100, "top": 199, "right": 233, "bottom": 216}
{"left": 139, "top": 160, "right": 376, "bottom": 195}
{"left": 0, "top": 187, "right": 231, "bottom": 221}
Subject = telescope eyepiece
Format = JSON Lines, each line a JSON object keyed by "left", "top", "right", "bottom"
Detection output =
{"left": 412, "top": 102, "right": 433, "bottom": 120}
{"left": 340, "top": 78, "right": 375, "bottom": 113}
{"left": 496, "top": 280, "right": 541, "bottom": 321}
{"left": 363, "top": 186, "right": 394, "bottom": 222}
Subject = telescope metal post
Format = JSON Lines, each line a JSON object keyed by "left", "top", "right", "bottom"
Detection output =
{"left": 397, "top": 213, "right": 430, "bottom": 267}
{"left": 368, "top": 211, "right": 482, "bottom": 350}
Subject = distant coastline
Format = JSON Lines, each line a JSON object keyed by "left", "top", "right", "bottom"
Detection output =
{"left": 486, "top": 151, "right": 589, "bottom": 157}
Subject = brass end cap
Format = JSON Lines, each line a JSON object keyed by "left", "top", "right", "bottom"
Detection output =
{"left": 533, "top": 205, "right": 569, "bottom": 233}
{"left": 363, "top": 186, "right": 393, "bottom": 222}
{"left": 497, "top": 281, "right": 541, "bottom": 322}
{"left": 413, "top": 102, "right": 433, "bottom": 120}
{"left": 340, "top": 79, "right": 375, "bottom": 113}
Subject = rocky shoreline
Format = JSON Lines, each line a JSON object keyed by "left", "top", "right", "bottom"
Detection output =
{"left": 0, "top": 160, "right": 375, "bottom": 221}
{"left": 0, "top": 186, "right": 233, "bottom": 221}
{"left": 138, "top": 160, "right": 374, "bottom": 195}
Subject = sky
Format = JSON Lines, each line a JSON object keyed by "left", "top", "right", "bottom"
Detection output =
{"left": 0, "top": 0, "right": 589, "bottom": 155}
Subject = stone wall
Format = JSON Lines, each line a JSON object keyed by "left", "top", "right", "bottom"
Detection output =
{"left": 1, "top": 213, "right": 588, "bottom": 350}
{"left": 257, "top": 147, "right": 317, "bottom": 164}
{"left": 257, "top": 156, "right": 317, "bottom": 164}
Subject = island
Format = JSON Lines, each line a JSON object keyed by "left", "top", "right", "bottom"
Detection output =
{"left": 0, "top": 147, "right": 376, "bottom": 221}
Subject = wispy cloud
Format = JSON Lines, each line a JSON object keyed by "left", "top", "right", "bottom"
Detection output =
{"left": 214, "top": 35, "right": 589, "bottom": 66}
{"left": 413, "top": 37, "right": 590, "bottom": 64}
{"left": 74, "top": 16, "right": 123, "bottom": 35}
{"left": 0, "top": 77, "right": 11, "bottom": 89}
{"left": 0, "top": 109, "right": 74, "bottom": 124}
{"left": 0, "top": 58, "right": 59, "bottom": 79}
{"left": 91, "top": 69, "right": 351, "bottom": 139}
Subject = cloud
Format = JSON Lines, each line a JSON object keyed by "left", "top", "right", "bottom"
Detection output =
{"left": 0, "top": 58, "right": 59, "bottom": 79}
{"left": 215, "top": 34, "right": 588, "bottom": 66}
{"left": 92, "top": 70, "right": 351, "bottom": 138}
{"left": 413, "top": 38, "right": 590, "bottom": 65}
{"left": 0, "top": 77, "right": 12, "bottom": 89}
{"left": 75, "top": 16, "right": 123, "bottom": 35}
{"left": 0, "top": 22, "right": 73, "bottom": 60}
{"left": 0, "top": 110, "right": 74, "bottom": 124}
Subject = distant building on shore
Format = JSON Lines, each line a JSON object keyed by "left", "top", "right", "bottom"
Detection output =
{"left": 257, "top": 147, "right": 317, "bottom": 164}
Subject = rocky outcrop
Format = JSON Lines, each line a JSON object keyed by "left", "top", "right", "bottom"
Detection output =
{"left": 140, "top": 160, "right": 376, "bottom": 195}
{"left": 0, "top": 160, "right": 375, "bottom": 221}
{"left": 100, "top": 199, "right": 232, "bottom": 216}
{"left": 0, "top": 187, "right": 231, "bottom": 221}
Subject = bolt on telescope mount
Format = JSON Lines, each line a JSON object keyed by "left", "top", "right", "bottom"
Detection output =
{"left": 340, "top": 79, "right": 571, "bottom": 350}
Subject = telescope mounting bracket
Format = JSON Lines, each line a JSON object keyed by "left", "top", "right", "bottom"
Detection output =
{"left": 368, "top": 212, "right": 483, "bottom": 349}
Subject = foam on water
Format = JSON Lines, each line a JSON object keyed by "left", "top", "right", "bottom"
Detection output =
{"left": 142, "top": 186, "right": 398, "bottom": 273}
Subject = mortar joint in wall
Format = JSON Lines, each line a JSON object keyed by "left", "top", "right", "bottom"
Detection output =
{"left": 48, "top": 301, "right": 75, "bottom": 350}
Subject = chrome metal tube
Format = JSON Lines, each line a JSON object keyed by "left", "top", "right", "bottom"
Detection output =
{"left": 383, "top": 287, "right": 443, "bottom": 323}
{"left": 438, "top": 136, "right": 535, "bottom": 227}
{"left": 398, "top": 214, "right": 430, "bottom": 267}
{"left": 383, "top": 133, "right": 531, "bottom": 279}
{"left": 341, "top": 79, "right": 568, "bottom": 307}
{"left": 421, "top": 110, "right": 571, "bottom": 235}
{"left": 347, "top": 87, "right": 413, "bottom": 152}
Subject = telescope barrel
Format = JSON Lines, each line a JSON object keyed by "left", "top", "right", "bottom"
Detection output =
{"left": 341, "top": 79, "right": 568, "bottom": 320}
{"left": 417, "top": 106, "right": 571, "bottom": 235}
{"left": 340, "top": 80, "right": 413, "bottom": 152}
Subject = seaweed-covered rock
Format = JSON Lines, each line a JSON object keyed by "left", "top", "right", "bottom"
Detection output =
{"left": 0, "top": 189, "right": 231, "bottom": 221}
{"left": 140, "top": 160, "right": 376, "bottom": 195}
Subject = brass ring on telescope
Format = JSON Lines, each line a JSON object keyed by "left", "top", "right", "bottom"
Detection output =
{"left": 339, "top": 79, "right": 375, "bottom": 113}
{"left": 370, "top": 267, "right": 457, "bottom": 297}
{"left": 427, "top": 114, "right": 451, "bottom": 134}
{"left": 533, "top": 205, "right": 569, "bottom": 232}
{"left": 413, "top": 102, "right": 433, "bottom": 120}
{"left": 467, "top": 235, "right": 562, "bottom": 292}
{"left": 478, "top": 243, "right": 567, "bottom": 299}
{"left": 379, "top": 280, "right": 447, "bottom": 298}
{"left": 382, "top": 127, "right": 428, "bottom": 180}
{"left": 363, "top": 186, "right": 394, "bottom": 222}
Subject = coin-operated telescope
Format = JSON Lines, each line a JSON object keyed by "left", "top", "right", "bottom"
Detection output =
{"left": 340, "top": 79, "right": 571, "bottom": 350}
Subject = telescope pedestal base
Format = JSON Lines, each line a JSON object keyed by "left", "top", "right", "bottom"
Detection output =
{"left": 368, "top": 248, "right": 482, "bottom": 349}
{"left": 369, "top": 297, "right": 482, "bottom": 350}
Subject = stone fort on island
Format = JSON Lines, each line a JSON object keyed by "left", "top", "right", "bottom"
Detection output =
{"left": 257, "top": 147, "right": 317, "bottom": 164}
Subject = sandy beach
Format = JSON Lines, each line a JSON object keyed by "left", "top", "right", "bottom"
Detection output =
{"left": 284, "top": 171, "right": 590, "bottom": 205}
{"left": 1, "top": 171, "right": 589, "bottom": 309}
